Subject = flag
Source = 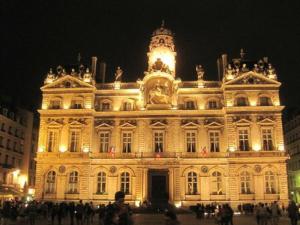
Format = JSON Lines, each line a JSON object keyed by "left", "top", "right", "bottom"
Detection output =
{"left": 201, "top": 146, "right": 207, "bottom": 156}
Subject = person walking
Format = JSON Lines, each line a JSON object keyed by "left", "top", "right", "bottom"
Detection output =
{"left": 287, "top": 201, "right": 298, "bottom": 225}
{"left": 164, "top": 210, "right": 180, "bottom": 225}
{"left": 69, "top": 202, "right": 75, "bottom": 225}
{"left": 270, "top": 201, "right": 280, "bottom": 225}
{"left": 75, "top": 200, "right": 84, "bottom": 225}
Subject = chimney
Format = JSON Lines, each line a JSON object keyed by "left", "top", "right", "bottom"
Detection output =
{"left": 99, "top": 62, "right": 106, "bottom": 83}
{"left": 91, "top": 56, "right": 98, "bottom": 79}
{"left": 221, "top": 54, "right": 228, "bottom": 76}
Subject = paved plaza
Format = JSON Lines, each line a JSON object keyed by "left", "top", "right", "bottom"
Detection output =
{"left": 9, "top": 213, "right": 292, "bottom": 225}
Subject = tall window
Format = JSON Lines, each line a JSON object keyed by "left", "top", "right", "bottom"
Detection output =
{"left": 262, "top": 129, "right": 273, "bottom": 151}
{"left": 208, "top": 100, "right": 218, "bottom": 109}
{"left": 123, "top": 102, "right": 132, "bottom": 111}
{"left": 122, "top": 132, "right": 132, "bottom": 153}
{"left": 68, "top": 171, "right": 79, "bottom": 194}
{"left": 120, "top": 172, "right": 130, "bottom": 194}
{"left": 0, "top": 136, "right": 4, "bottom": 147}
{"left": 97, "top": 172, "right": 106, "bottom": 194}
{"left": 99, "top": 132, "right": 110, "bottom": 152}
{"left": 211, "top": 171, "right": 223, "bottom": 195}
{"left": 265, "top": 171, "right": 276, "bottom": 194}
{"left": 6, "top": 139, "right": 11, "bottom": 150}
{"left": 49, "top": 100, "right": 61, "bottom": 109}
{"left": 154, "top": 131, "right": 164, "bottom": 152}
{"left": 187, "top": 172, "right": 198, "bottom": 194}
{"left": 236, "top": 97, "right": 247, "bottom": 106}
{"left": 69, "top": 130, "right": 80, "bottom": 152}
{"left": 1, "top": 123, "right": 5, "bottom": 131}
{"left": 186, "top": 101, "right": 195, "bottom": 110}
{"left": 259, "top": 97, "right": 272, "bottom": 106}
{"left": 209, "top": 131, "right": 220, "bottom": 152}
{"left": 101, "top": 102, "right": 110, "bottom": 111}
{"left": 47, "top": 130, "right": 57, "bottom": 152}
{"left": 71, "top": 100, "right": 83, "bottom": 109}
{"left": 185, "top": 131, "right": 196, "bottom": 152}
{"left": 238, "top": 129, "right": 249, "bottom": 151}
{"left": 240, "top": 171, "right": 251, "bottom": 194}
{"left": 46, "top": 171, "right": 56, "bottom": 193}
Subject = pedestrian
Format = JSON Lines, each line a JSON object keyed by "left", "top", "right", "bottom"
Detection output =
{"left": 69, "top": 202, "right": 75, "bottom": 225}
{"left": 51, "top": 203, "right": 59, "bottom": 225}
{"left": 75, "top": 200, "right": 84, "bottom": 225}
{"left": 27, "top": 201, "right": 38, "bottom": 225}
{"left": 2, "top": 202, "right": 10, "bottom": 225}
{"left": 270, "top": 201, "right": 280, "bottom": 225}
{"left": 256, "top": 203, "right": 268, "bottom": 225}
{"left": 164, "top": 210, "right": 180, "bottom": 225}
{"left": 287, "top": 201, "right": 298, "bottom": 225}
{"left": 98, "top": 205, "right": 106, "bottom": 225}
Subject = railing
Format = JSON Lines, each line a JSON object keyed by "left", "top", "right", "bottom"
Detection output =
{"left": 228, "top": 151, "right": 287, "bottom": 157}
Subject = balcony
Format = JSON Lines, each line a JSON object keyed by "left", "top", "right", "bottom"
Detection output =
{"left": 228, "top": 151, "right": 287, "bottom": 158}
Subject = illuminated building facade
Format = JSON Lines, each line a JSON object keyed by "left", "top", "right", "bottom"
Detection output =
{"left": 0, "top": 102, "right": 37, "bottom": 198}
{"left": 35, "top": 24, "right": 288, "bottom": 207}
{"left": 285, "top": 112, "right": 300, "bottom": 202}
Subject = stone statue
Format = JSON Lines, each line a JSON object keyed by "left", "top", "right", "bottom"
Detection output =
{"left": 267, "top": 63, "right": 275, "bottom": 75}
{"left": 115, "top": 66, "right": 123, "bottom": 82}
{"left": 253, "top": 64, "right": 260, "bottom": 73}
{"left": 196, "top": 65, "right": 204, "bottom": 80}
{"left": 226, "top": 64, "right": 234, "bottom": 76}
{"left": 241, "top": 63, "right": 249, "bottom": 72}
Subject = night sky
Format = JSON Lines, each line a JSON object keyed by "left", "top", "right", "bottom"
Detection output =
{"left": 2, "top": 0, "right": 300, "bottom": 113}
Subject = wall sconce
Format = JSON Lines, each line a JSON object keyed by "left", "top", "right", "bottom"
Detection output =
{"left": 59, "top": 145, "right": 67, "bottom": 153}
{"left": 253, "top": 144, "right": 261, "bottom": 151}
{"left": 228, "top": 146, "right": 236, "bottom": 152}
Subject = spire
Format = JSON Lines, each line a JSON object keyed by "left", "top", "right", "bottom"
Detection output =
{"left": 161, "top": 19, "right": 165, "bottom": 28}
{"left": 240, "top": 48, "right": 245, "bottom": 59}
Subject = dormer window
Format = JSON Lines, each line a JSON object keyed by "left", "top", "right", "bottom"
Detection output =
{"left": 185, "top": 101, "right": 195, "bottom": 110}
{"left": 236, "top": 97, "right": 248, "bottom": 106}
{"left": 49, "top": 100, "right": 61, "bottom": 109}
{"left": 259, "top": 97, "right": 272, "bottom": 106}
{"left": 208, "top": 100, "right": 218, "bottom": 109}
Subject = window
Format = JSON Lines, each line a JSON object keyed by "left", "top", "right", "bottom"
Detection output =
{"left": 236, "top": 97, "right": 248, "bottom": 106}
{"left": 154, "top": 131, "right": 164, "bottom": 152}
{"left": 6, "top": 139, "right": 11, "bottom": 150}
{"left": 1, "top": 123, "right": 5, "bottom": 131}
{"left": 208, "top": 100, "right": 218, "bottom": 109}
{"left": 49, "top": 100, "right": 61, "bottom": 109}
{"left": 259, "top": 97, "right": 272, "bottom": 106}
{"left": 47, "top": 131, "right": 58, "bottom": 152}
{"left": 11, "top": 157, "right": 15, "bottom": 167}
{"left": 4, "top": 155, "right": 8, "bottom": 165}
{"left": 69, "top": 130, "right": 81, "bottom": 152}
{"left": 240, "top": 171, "right": 251, "bottom": 194}
{"left": 122, "top": 132, "right": 132, "bottom": 153}
{"left": 262, "top": 129, "right": 273, "bottom": 151}
{"left": 211, "top": 171, "right": 223, "bottom": 195}
{"left": 13, "top": 142, "right": 17, "bottom": 151}
{"left": 68, "top": 171, "right": 79, "bottom": 194}
{"left": 46, "top": 171, "right": 56, "bottom": 193}
{"left": 187, "top": 172, "right": 198, "bottom": 194}
{"left": 19, "top": 144, "right": 24, "bottom": 153}
{"left": 186, "top": 131, "right": 196, "bottom": 152}
{"left": 99, "top": 132, "right": 110, "bottom": 153}
{"left": 120, "top": 172, "right": 130, "bottom": 194}
{"left": 238, "top": 129, "right": 249, "bottom": 151}
{"left": 97, "top": 172, "right": 106, "bottom": 194}
{"left": 185, "top": 101, "right": 195, "bottom": 110}
{"left": 71, "top": 100, "right": 83, "bottom": 109}
{"left": 8, "top": 126, "right": 12, "bottom": 134}
{"left": 101, "top": 102, "right": 110, "bottom": 111}
{"left": 209, "top": 131, "right": 220, "bottom": 152}
{"left": 265, "top": 171, "right": 276, "bottom": 194}
{"left": 123, "top": 102, "right": 133, "bottom": 111}
{"left": 0, "top": 136, "right": 4, "bottom": 147}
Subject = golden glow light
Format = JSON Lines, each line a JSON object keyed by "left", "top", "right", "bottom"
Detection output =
{"left": 250, "top": 100, "right": 257, "bottom": 106}
{"left": 18, "top": 175, "right": 28, "bottom": 188}
{"left": 253, "top": 144, "right": 261, "bottom": 151}
{"left": 63, "top": 103, "right": 70, "bottom": 109}
{"left": 148, "top": 47, "right": 175, "bottom": 72}
{"left": 278, "top": 144, "right": 285, "bottom": 151}
{"left": 135, "top": 200, "right": 141, "bottom": 207}
{"left": 13, "top": 169, "right": 20, "bottom": 177}
{"left": 59, "top": 145, "right": 67, "bottom": 153}
{"left": 228, "top": 146, "right": 236, "bottom": 152}
{"left": 42, "top": 103, "right": 48, "bottom": 109}
{"left": 28, "top": 188, "right": 35, "bottom": 195}
{"left": 175, "top": 201, "right": 182, "bottom": 208}
{"left": 83, "top": 146, "right": 90, "bottom": 153}
{"left": 38, "top": 146, "right": 45, "bottom": 152}
{"left": 227, "top": 101, "right": 233, "bottom": 107}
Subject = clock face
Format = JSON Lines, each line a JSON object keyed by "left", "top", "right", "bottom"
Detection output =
{"left": 201, "top": 166, "right": 208, "bottom": 173}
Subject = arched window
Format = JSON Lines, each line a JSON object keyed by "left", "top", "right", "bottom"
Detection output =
{"left": 97, "top": 172, "right": 106, "bottom": 194}
{"left": 185, "top": 101, "right": 195, "bottom": 110}
{"left": 46, "top": 171, "right": 56, "bottom": 194}
{"left": 259, "top": 96, "right": 272, "bottom": 106}
{"left": 120, "top": 172, "right": 130, "bottom": 194}
{"left": 208, "top": 100, "right": 218, "bottom": 109}
{"left": 71, "top": 97, "right": 84, "bottom": 109}
{"left": 211, "top": 171, "right": 223, "bottom": 195}
{"left": 265, "top": 171, "right": 276, "bottom": 194}
{"left": 240, "top": 171, "right": 251, "bottom": 194}
{"left": 187, "top": 172, "right": 198, "bottom": 194}
{"left": 236, "top": 97, "right": 248, "bottom": 106}
{"left": 49, "top": 99, "right": 62, "bottom": 109}
{"left": 100, "top": 100, "right": 112, "bottom": 111}
{"left": 68, "top": 171, "right": 79, "bottom": 194}
{"left": 123, "top": 102, "right": 133, "bottom": 111}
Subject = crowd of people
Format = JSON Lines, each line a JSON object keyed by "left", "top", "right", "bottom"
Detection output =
{"left": 1, "top": 194, "right": 300, "bottom": 225}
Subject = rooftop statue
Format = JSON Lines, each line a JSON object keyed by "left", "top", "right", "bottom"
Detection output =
{"left": 115, "top": 66, "right": 123, "bottom": 82}
{"left": 196, "top": 65, "right": 204, "bottom": 80}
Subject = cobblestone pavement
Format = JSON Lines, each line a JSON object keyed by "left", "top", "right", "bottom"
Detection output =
{"left": 8, "top": 214, "right": 291, "bottom": 225}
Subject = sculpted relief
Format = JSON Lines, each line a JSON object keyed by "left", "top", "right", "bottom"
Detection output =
{"left": 147, "top": 78, "right": 171, "bottom": 105}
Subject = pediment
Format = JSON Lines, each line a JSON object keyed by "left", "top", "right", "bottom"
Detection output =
{"left": 47, "top": 120, "right": 63, "bottom": 127}
{"left": 41, "top": 75, "right": 94, "bottom": 90}
{"left": 95, "top": 123, "right": 113, "bottom": 130}
{"left": 150, "top": 121, "right": 168, "bottom": 128}
{"left": 119, "top": 122, "right": 136, "bottom": 128}
{"left": 204, "top": 121, "right": 224, "bottom": 128}
{"left": 181, "top": 121, "right": 200, "bottom": 128}
{"left": 224, "top": 72, "right": 280, "bottom": 86}
{"left": 257, "top": 118, "right": 275, "bottom": 125}
{"left": 69, "top": 121, "right": 85, "bottom": 127}
{"left": 233, "top": 118, "right": 252, "bottom": 125}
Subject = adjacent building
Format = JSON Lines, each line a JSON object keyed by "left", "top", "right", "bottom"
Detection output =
{"left": 285, "top": 110, "right": 300, "bottom": 202}
{"left": 35, "top": 24, "right": 288, "bottom": 207}
{"left": 0, "top": 100, "right": 37, "bottom": 200}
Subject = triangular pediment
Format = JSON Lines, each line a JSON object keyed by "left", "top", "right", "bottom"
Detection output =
{"left": 224, "top": 72, "right": 280, "bottom": 86}
{"left": 181, "top": 121, "right": 200, "bottom": 128}
{"left": 69, "top": 121, "right": 85, "bottom": 127}
{"left": 204, "top": 121, "right": 224, "bottom": 128}
{"left": 119, "top": 122, "right": 136, "bottom": 128}
{"left": 47, "top": 120, "right": 63, "bottom": 127}
{"left": 257, "top": 118, "right": 275, "bottom": 125}
{"left": 150, "top": 121, "right": 168, "bottom": 128}
{"left": 41, "top": 75, "right": 94, "bottom": 90}
{"left": 95, "top": 123, "right": 113, "bottom": 129}
{"left": 234, "top": 118, "right": 252, "bottom": 125}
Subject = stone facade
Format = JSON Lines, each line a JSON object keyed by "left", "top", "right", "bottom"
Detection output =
{"left": 35, "top": 24, "right": 288, "bottom": 208}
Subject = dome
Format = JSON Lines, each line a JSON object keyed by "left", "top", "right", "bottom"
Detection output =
{"left": 152, "top": 21, "right": 173, "bottom": 37}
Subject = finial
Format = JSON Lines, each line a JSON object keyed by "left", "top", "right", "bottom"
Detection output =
{"left": 77, "top": 53, "right": 81, "bottom": 63}
{"left": 161, "top": 19, "right": 165, "bottom": 28}
{"left": 240, "top": 48, "right": 245, "bottom": 59}
{"left": 49, "top": 68, "right": 53, "bottom": 74}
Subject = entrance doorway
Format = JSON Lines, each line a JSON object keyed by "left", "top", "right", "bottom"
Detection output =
{"left": 148, "top": 169, "right": 169, "bottom": 207}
